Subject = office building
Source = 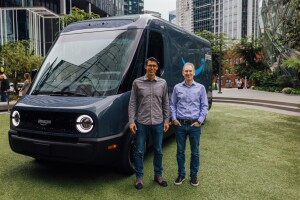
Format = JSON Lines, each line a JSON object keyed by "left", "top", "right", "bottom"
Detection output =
{"left": 177, "top": 0, "right": 259, "bottom": 39}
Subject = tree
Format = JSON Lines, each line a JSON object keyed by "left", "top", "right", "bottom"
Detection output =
{"left": 60, "top": 7, "right": 100, "bottom": 28}
{"left": 0, "top": 40, "right": 44, "bottom": 93}
{"left": 234, "top": 38, "right": 269, "bottom": 79}
{"left": 195, "top": 30, "right": 229, "bottom": 76}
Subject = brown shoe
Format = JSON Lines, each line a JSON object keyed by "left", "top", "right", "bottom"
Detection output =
{"left": 154, "top": 176, "right": 168, "bottom": 187}
{"left": 135, "top": 178, "right": 144, "bottom": 190}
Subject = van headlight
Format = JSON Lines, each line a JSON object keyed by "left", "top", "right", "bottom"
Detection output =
{"left": 12, "top": 110, "right": 20, "bottom": 127}
{"left": 76, "top": 115, "right": 94, "bottom": 133}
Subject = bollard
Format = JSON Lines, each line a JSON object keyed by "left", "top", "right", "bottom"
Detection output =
{"left": 7, "top": 92, "right": 10, "bottom": 112}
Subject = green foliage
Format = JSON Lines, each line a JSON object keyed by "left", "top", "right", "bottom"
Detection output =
{"left": 284, "top": 57, "right": 300, "bottom": 72}
{"left": 282, "top": 87, "right": 293, "bottom": 94}
{"left": 0, "top": 40, "right": 44, "bottom": 84}
{"left": 279, "top": 0, "right": 300, "bottom": 51}
{"left": 234, "top": 38, "right": 269, "bottom": 78}
{"left": 290, "top": 88, "right": 300, "bottom": 94}
{"left": 195, "top": 30, "right": 229, "bottom": 76}
{"left": 60, "top": 7, "right": 100, "bottom": 28}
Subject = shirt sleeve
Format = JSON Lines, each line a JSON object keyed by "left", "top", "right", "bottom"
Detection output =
{"left": 162, "top": 81, "right": 170, "bottom": 123}
{"left": 170, "top": 85, "right": 178, "bottom": 121}
{"left": 198, "top": 85, "right": 209, "bottom": 123}
{"left": 128, "top": 81, "right": 137, "bottom": 124}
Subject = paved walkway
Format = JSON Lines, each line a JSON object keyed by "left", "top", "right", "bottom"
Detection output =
{"left": 213, "top": 88, "right": 300, "bottom": 116}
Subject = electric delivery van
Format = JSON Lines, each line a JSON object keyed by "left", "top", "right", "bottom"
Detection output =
{"left": 9, "top": 14, "right": 212, "bottom": 174}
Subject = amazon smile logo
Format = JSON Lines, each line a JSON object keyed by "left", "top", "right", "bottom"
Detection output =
{"left": 181, "top": 54, "right": 211, "bottom": 76}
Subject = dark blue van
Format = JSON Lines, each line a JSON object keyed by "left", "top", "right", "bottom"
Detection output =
{"left": 9, "top": 15, "right": 212, "bottom": 174}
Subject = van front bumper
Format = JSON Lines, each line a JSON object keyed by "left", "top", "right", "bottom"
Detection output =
{"left": 8, "top": 130, "right": 123, "bottom": 164}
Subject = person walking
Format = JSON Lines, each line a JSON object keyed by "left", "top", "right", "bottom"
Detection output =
{"left": 128, "top": 57, "right": 170, "bottom": 190}
{"left": 0, "top": 67, "right": 9, "bottom": 102}
{"left": 170, "top": 62, "right": 208, "bottom": 186}
{"left": 19, "top": 73, "right": 31, "bottom": 96}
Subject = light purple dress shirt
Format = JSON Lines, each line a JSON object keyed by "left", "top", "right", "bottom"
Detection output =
{"left": 170, "top": 80, "right": 208, "bottom": 123}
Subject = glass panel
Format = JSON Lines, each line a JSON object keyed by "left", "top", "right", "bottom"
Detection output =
{"left": 31, "top": 29, "right": 142, "bottom": 97}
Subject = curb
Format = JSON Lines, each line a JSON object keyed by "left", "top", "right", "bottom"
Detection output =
{"left": 213, "top": 97, "right": 300, "bottom": 113}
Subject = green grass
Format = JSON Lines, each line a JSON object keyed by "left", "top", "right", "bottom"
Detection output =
{"left": 0, "top": 105, "right": 299, "bottom": 200}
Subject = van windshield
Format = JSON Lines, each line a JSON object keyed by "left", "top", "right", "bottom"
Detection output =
{"left": 31, "top": 29, "right": 141, "bottom": 97}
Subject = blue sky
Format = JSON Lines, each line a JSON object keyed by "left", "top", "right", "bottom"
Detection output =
{"left": 144, "top": 0, "right": 176, "bottom": 20}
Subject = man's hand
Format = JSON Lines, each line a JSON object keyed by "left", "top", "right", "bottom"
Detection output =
{"left": 163, "top": 123, "right": 169, "bottom": 132}
{"left": 191, "top": 121, "right": 201, "bottom": 127}
{"left": 129, "top": 123, "right": 137, "bottom": 134}
{"left": 173, "top": 120, "right": 181, "bottom": 126}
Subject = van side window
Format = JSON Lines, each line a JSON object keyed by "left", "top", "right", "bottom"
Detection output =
{"left": 118, "top": 31, "right": 146, "bottom": 93}
{"left": 147, "top": 31, "right": 164, "bottom": 77}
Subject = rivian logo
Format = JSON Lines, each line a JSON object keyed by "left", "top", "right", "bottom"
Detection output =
{"left": 38, "top": 119, "right": 52, "bottom": 126}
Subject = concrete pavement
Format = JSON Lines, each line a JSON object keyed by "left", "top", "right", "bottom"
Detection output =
{"left": 213, "top": 88, "right": 300, "bottom": 116}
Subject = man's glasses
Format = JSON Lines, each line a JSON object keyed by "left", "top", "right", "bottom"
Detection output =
{"left": 147, "top": 64, "right": 158, "bottom": 68}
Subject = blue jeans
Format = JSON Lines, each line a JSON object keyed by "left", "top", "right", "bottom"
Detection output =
{"left": 175, "top": 124, "right": 201, "bottom": 177}
{"left": 1, "top": 92, "right": 7, "bottom": 102}
{"left": 134, "top": 122, "right": 164, "bottom": 179}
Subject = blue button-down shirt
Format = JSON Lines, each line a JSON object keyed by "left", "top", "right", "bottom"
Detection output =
{"left": 170, "top": 80, "right": 208, "bottom": 123}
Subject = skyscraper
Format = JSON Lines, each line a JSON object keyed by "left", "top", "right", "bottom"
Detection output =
{"left": 123, "top": 0, "right": 144, "bottom": 15}
{"left": 177, "top": 0, "right": 259, "bottom": 39}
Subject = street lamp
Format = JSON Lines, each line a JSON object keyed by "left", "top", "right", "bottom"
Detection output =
{"left": 218, "top": 37, "right": 222, "bottom": 94}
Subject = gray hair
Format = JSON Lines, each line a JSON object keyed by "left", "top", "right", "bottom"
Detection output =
{"left": 182, "top": 62, "right": 195, "bottom": 71}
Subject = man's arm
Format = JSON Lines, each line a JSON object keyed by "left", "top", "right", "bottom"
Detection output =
{"left": 162, "top": 82, "right": 170, "bottom": 132}
{"left": 128, "top": 81, "right": 137, "bottom": 123}
{"left": 198, "top": 86, "right": 208, "bottom": 123}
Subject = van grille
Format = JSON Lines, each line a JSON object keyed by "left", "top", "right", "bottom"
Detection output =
{"left": 17, "top": 110, "right": 79, "bottom": 134}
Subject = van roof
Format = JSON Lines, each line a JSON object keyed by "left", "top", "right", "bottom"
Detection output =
{"left": 61, "top": 14, "right": 210, "bottom": 47}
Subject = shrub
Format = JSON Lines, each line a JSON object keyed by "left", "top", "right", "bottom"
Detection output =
{"left": 282, "top": 87, "right": 293, "bottom": 94}
{"left": 291, "top": 88, "right": 300, "bottom": 95}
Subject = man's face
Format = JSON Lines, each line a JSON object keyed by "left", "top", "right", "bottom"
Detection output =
{"left": 145, "top": 60, "right": 158, "bottom": 77}
{"left": 182, "top": 65, "right": 194, "bottom": 82}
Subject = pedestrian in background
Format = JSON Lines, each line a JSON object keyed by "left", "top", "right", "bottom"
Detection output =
{"left": 170, "top": 62, "right": 208, "bottom": 186}
{"left": 19, "top": 73, "right": 31, "bottom": 96}
{"left": 0, "top": 67, "right": 9, "bottom": 102}
{"left": 128, "top": 57, "right": 170, "bottom": 190}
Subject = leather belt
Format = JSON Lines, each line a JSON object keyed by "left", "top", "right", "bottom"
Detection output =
{"left": 177, "top": 118, "right": 198, "bottom": 125}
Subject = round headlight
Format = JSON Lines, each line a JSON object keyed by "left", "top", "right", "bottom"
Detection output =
{"left": 76, "top": 115, "right": 93, "bottom": 133}
{"left": 12, "top": 110, "right": 20, "bottom": 127}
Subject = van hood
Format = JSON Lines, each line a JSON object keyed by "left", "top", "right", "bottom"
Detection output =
{"left": 14, "top": 95, "right": 121, "bottom": 113}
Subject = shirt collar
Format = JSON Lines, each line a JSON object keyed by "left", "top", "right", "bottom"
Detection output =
{"left": 143, "top": 75, "right": 158, "bottom": 81}
{"left": 182, "top": 80, "right": 196, "bottom": 87}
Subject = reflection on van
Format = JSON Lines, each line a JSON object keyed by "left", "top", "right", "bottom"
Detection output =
{"left": 9, "top": 15, "right": 212, "bottom": 174}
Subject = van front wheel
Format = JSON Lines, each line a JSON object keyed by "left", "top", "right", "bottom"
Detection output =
{"left": 119, "top": 132, "right": 136, "bottom": 175}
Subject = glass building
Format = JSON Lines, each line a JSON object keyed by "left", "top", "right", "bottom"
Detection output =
{"left": 177, "top": 0, "right": 259, "bottom": 39}
{"left": 123, "top": 0, "right": 144, "bottom": 15}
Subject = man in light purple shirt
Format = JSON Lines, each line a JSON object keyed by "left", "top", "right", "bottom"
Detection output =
{"left": 170, "top": 62, "right": 208, "bottom": 186}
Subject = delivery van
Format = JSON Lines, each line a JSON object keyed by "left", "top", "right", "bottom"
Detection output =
{"left": 9, "top": 14, "right": 212, "bottom": 174}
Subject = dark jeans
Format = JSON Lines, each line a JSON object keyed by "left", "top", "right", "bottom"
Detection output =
{"left": 1, "top": 92, "right": 7, "bottom": 102}
{"left": 175, "top": 124, "right": 201, "bottom": 177}
{"left": 134, "top": 122, "right": 164, "bottom": 179}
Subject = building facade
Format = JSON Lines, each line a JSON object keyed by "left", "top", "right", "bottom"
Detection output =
{"left": 123, "top": 0, "right": 144, "bottom": 15}
{"left": 177, "top": 0, "right": 259, "bottom": 39}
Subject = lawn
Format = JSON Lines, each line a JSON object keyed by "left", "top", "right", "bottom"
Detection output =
{"left": 0, "top": 104, "right": 299, "bottom": 200}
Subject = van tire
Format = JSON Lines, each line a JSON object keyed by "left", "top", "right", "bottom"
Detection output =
{"left": 119, "top": 132, "right": 136, "bottom": 175}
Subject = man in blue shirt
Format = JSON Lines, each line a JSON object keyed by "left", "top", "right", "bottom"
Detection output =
{"left": 170, "top": 62, "right": 208, "bottom": 186}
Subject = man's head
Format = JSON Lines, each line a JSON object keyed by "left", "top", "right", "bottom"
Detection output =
{"left": 0, "top": 67, "right": 4, "bottom": 75}
{"left": 145, "top": 57, "right": 159, "bottom": 79}
{"left": 182, "top": 62, "right": 195, "bottom": 83}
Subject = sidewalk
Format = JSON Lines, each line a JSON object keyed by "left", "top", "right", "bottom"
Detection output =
{"left": 213, "top": 88, "right": 300, "bottom": 116}
{"left": 0, "top": 101, "right": 16, "bottom": 112}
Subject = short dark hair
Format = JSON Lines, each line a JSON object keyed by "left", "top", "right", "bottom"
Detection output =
{"left": 145, "top": 57, "right": 159, "bottom": 66}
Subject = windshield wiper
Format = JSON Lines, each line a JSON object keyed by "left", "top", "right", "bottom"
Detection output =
{"left": 32, "top": 91, "right": 88, "bottom": 96}
{"left": 49, "top": 91, "right": 88, "bottom": 97}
